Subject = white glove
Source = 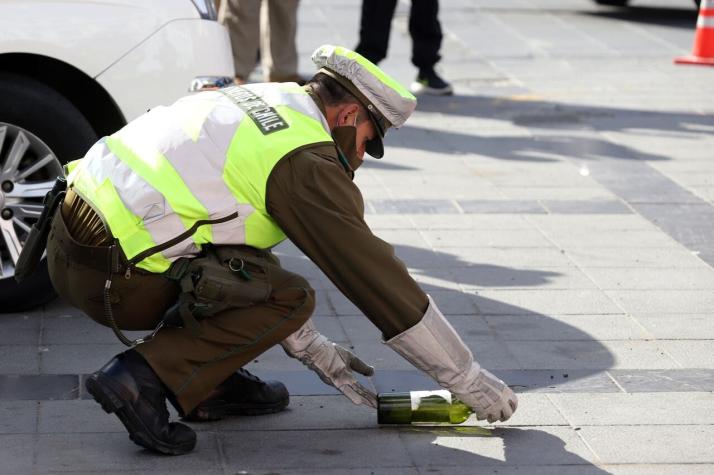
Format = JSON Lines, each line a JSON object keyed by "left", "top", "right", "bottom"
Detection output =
{"left": 281, "top": 319, "right": 377, "bottom": 408}
{"left": 456, "top": 368, "right": 518, "bottom": 423}
{"left": 385, "top": 295, "right": 518, "bottom": 423}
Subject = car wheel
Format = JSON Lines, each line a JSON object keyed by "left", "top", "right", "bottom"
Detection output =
{"left": 594, "top": 0, "right": 629, "bottom": 6}
{"left": 0, "top": 73, "right": 98, "bottom": 312}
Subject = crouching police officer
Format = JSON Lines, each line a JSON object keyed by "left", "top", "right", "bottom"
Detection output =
{"left": 42, "top": 45, "right": 517, "bottom": 455}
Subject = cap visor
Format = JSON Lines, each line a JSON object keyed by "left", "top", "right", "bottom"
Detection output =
{"left": 366, "top": 136, "right": 384, "bottom": 159}
{"left": 365, "top": 110, "right": 385, "bottom": 158}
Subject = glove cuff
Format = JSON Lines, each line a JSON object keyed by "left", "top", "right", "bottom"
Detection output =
{"left": 384, "top": 295, "right": 505, "bottom": 409}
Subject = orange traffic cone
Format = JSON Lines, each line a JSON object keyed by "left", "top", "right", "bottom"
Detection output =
{"left": 675, "top": 0, "right": 714, "bottom": 66}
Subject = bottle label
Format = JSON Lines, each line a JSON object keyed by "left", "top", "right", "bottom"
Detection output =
{"left": 410, "top": 389, "right": 452, "bottom": 411}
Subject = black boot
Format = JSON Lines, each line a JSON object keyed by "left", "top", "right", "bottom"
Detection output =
{"left": 85, "top": 350, "right": 196, "bottom": 455}
{"left": 184, "top": 368, "right": 289, "bottom": 422}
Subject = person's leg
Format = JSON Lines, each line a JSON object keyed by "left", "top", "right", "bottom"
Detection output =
{"left": 354, "top": 0, "right": 398, "bottom": 64}
{"left": 219, "top": 0, "right": 261, "bottom": 82}
{"left": 409, "top": 0, "right": 452, "bottom": 95}
{"left": 136, "top": 247, "right": 315, "bottom": 414}
{"left": 262, "top": 0, "right": 300, "bottom": 82}
{"left": 409, "top": 0, "right": 442, "bottom": 72}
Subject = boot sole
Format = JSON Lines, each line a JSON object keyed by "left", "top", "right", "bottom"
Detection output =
{"left": 183, "top": 397, "right": 289, "bottom": 422}
{"left": 86, "top": 373, "right": 196, "bottom": 455}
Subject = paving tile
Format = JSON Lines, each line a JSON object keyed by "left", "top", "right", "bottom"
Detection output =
{"left": 371, "top": 199, "right": 460, "bottom": 214}
{"left": 427, "top": 467, "right": 612, "bottom": 475}
{"left": 549, "top": 392, "right": 714, "bottom": 426}
{"left": 605, "top": 290, "right": 714, "bottom": 314}
{"left": 584, "top": 267, "right": 714, "bottom": 291}
{"left": 657, "top": 341, "right": 714, "bottom": 369}
{"left": 500, "top": 369, "right": 621, "bottom": 394}
{"left": 401, "top": 426, "right": 598, "bottom": 467}
{"left": 565, "top": 247, "right": 706, "bottom": 268}
{"left": 38, "top": 400, "right": 123, "bottom": 434}
{"left": 486, "top": 314, "right": 648, "bottom": 341}
{"left": 221, "top": 429, "right": 413, "bottom": 471}
{"left": 0, "top": 314, "right": 40, "bottom": 345}
{"left": 543, "top": 229, "right": 679, "bottom": 249}
{"left": 454, "top": 266, "right": 596, "bottom": 290}
{"left": 0, "top": 435, "right": 35, "bottom": 473}
{"left": 528, "top": 215, "right": 656, "bottom": 231}
{"left": 541, "top": 200, "right": 631, "bottom": 214}
{"left": 506, "top": 340, "right": 679, "bottom": 370}
{"left": 35, "top": 432, "right": 223, "bottom": 472}
{"left": 0, "top": 345, "right": 40, "bottom": 374}
{"left": 0, "top": 401, "right": 37, "bottom": 434}
{"left": 631, "top": 314, "right": 714, "bottom": 340}
{"left": 39, "top": 344, "right": 125, "bottom": 374}
{"left": 604, "top": 465, "right": 714, "bottom": 475}
{"left": 473, "top": 290, "right": 622, "bottom": 315}
{"left": 409, "top": 214, "right": 532, "bottom": 230}
{"left": 610, "top": 369, "right": 714, "bottom": 393}
{"left": 215, "top": 395, "right": 374, "bottom": 432}
{"left": 457, "top": 200, "right": 546, "bottom": 214}
{"left": 422, "top": 229, "right": 554, "bottom": 248}
{"left": 0, "top": 375, "right": 78, "bottom": 400}
{"left": 438, "top": 247, "right": 576, "bottom": 268}
{"left": 578, "top": 425, "right": 714, "bottom": 464}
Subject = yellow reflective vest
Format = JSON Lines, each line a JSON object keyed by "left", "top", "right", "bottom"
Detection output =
{"left": 67, "top": 83, "right": 333, "bottom": 273}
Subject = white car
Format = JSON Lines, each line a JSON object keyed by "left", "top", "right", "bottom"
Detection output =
{"left": 0, "top": 0, "right": 233, "bottom": 312}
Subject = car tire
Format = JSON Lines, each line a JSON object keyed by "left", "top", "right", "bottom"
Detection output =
{"left": 594, "top": 0, "right": 629, "bottom": 6}
{"left": 0, "top": 73, "right": 98, "bottom": 313}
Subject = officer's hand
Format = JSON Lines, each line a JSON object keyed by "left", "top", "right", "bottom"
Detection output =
{"left": 455, "top": 369, "right": 518, "bottom": 423}
{"left": 280, "top": 319, "right": 377, "bottom": 408}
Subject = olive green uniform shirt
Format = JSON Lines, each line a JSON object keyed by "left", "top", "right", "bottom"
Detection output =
{"left": 267, "top": 144, "right": 428, "bottom": 339}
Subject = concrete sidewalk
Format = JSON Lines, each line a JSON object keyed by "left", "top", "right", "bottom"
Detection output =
{"left": 2, "top": 0, "right": 713, "bottom": 473}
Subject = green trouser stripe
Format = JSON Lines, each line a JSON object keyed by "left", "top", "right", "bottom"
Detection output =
{"left": 223, "top": 105, "right": 332, "bottom": 248}
{"left": 72, "top": 165, "right": 171, "bottom": 272}
{"left": 105, "top": 135, "right": 213, "bottom": 250}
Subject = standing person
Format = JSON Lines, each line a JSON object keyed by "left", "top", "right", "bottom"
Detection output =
{"left": 355, "top": 0, "right": 453, "bottom": 95}
{"left": 219, "top": 0, "right": 303, "bottom": 84}
{"left": 39, "top": 45, "right": 515, "bottom": 455}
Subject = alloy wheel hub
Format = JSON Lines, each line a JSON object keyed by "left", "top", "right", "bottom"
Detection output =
{"left": 0, "top": 123, "right": 62, "bottom": 278}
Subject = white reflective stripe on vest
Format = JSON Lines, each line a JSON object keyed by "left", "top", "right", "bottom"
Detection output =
{"left": 115, "top": 101, "right": 254, "bottom": 249}
{"left": 74, "top": 83, "right": 332, "bottom": 268}
{"left": 81, "top": 139, "right": 200, "bottom": 260}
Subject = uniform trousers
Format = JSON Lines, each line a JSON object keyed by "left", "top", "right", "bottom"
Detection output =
{"left": 46, "top": 194, "right": 314, "bottom": 413}
{"left": 355, "top": 0, "right": 442, "bottom": 73}
{"left": 219, "top": 0, "right": 300, "bottom": 81}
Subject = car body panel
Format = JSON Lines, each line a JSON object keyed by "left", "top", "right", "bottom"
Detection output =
{"left": 0, "top": 0, "right": 201, "bottom": 78}
{"left": 97, "top": 18, "right": 233, "bottom": 120}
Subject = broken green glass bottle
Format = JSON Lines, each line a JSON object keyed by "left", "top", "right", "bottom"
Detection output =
{"left": 377, "top": 390, "right": 472, "bottom": 425}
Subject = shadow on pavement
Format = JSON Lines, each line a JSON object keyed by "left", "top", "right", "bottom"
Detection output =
{"left": 387, "top": 124, "right": 670, "bottom": 162}
{"left": 276, "top": 241, "right": 617, "bottom": 390}
{"left": 414, "top": 94, "right": 713, "bottom": 134}
{"left": 582, "top": 5, "right": 698, "bottom": 29}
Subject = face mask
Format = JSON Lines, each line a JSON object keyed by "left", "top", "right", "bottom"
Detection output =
{"left": 331, "top": 124, "right": 363, "bottom": 172}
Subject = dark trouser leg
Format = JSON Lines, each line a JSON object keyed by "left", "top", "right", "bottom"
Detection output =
{"left": 355, "top": 0, "right": 398, "bottom": 64}
{"left": 409, "top": 0, "right": 443, "bottom": 72}
{"left": 136, "top": 250, "right": 315, "bottom": 414}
